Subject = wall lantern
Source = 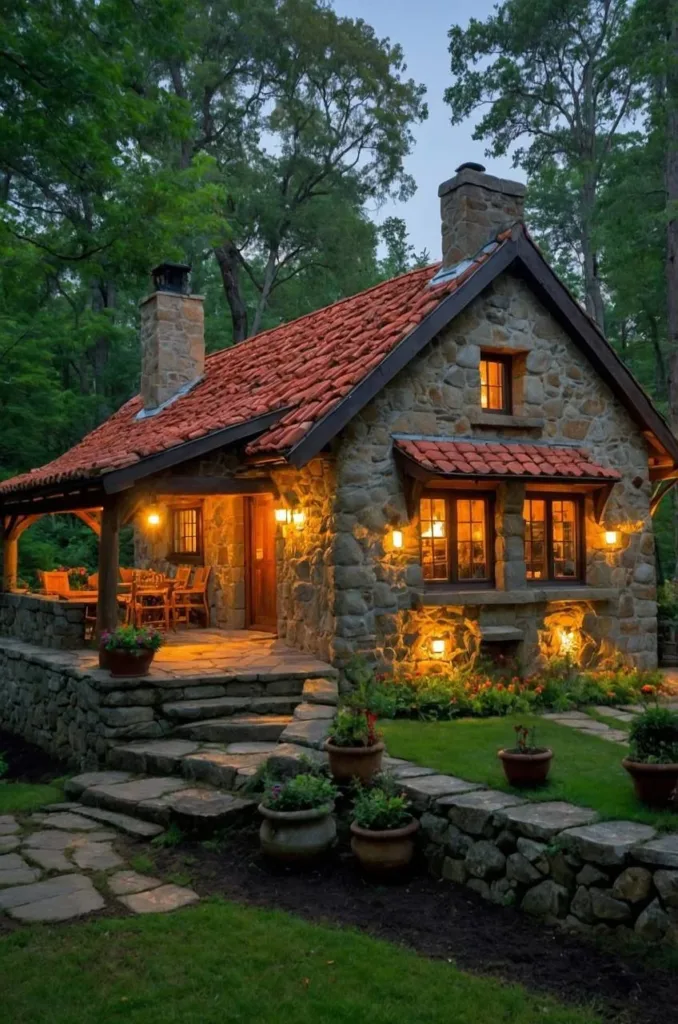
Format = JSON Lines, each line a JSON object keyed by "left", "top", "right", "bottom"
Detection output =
{"left": 274, "top": 508, "right": 291, "bottom": 524}
{"left": 431, "top": 637, "right": 446, "bottom": 658}
{"left": 146, "top": 506, "right": 161, "bottom": 527}
{"left": 391, "top": 529, "right": 403, "bottom": 549}
{"left": 291, "top": 510, "right": 305, "bottom": 530}
{"left": 558, "top": 627, "right": 578, "bottom": 658}
{"left": 604, "top": 530, "right": 619, "bottom": 546}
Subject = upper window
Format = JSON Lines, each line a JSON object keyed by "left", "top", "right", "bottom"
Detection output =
{"left": 170, "top": 507, "right": 203, "bottom": 557}
{"left": 524, "top": 496, "right": 582, "bottom": 582}
{"left": 420, "top": 494, "right": 492, "bottom": 584}
{"left": 479, "top": 355, "right": 512, "bottom": 413}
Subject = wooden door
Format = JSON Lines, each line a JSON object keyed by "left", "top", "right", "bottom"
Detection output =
{"left": 245, "top": 494, "right": 277, "bottom": 631}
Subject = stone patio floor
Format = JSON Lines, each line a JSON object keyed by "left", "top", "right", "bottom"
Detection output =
{"left": 0, "top": 808, "right": 199, "bottom": 923}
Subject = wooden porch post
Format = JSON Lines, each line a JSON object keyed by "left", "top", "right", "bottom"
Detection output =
{"left": 2, "top": 532, "right": 18, "bottom": 591}
{"left": 96, "top": 495, "right": 120, "bottom": 637}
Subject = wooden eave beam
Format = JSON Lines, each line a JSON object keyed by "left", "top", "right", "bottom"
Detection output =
{"left": 153, "top": 475, "right": 278, "bottom": 497}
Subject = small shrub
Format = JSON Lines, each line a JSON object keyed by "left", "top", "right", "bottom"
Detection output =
{"left": 504, "top": 724, "right": 548, "bottom": 755}
{"left": 101, "top": 624, "right": 163, "bottom": 654}
{"left": 329, "top": 707, "right": 383, "bottom": 748}
{"left": 352, "top": 780, "right": 411, "bottom": 832}
{"left": 152, "top": 822, "right": 185, "bottom": 848}
{"left": 261, "top": 772, "right": 338, "bottom": 812}
{"left": 628, "top": 707, "right": 678, "bottom": 764}
{"left": 658, "top": 580, "right": 678, "bottom": 620}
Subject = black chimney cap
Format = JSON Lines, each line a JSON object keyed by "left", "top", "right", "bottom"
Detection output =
{"left": 151, "top": 262, "right": 191, "bottom": 295}
{"left": 455, "top": 161, "right": 486, "bottom": 174}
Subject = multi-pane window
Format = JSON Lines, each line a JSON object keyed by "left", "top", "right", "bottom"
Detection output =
{"left": 171, "top": 507, "right": 202, "bottom": 556}
{"left": 479, "top": 355, "right": 511, "bottom": 413}
{"left": 420, "top": 495, "right": 491, "bottom": 583}
{"left": 524, "top": 496, "right": 581, "bottom": 582}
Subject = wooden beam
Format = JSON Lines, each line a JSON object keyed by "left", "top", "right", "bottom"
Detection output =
{"left": 154, "top": 475, "right": 277, "bottom": 496}
{"left": 0, "top": 490, "right": 104, "bottom": 519}
{"left": 96, "top": 496, "right": 120, "bottom": 638}
{"left": 2, "top": 533, "right": 17, "bottom": 591}
{"left": 651, "top": 478, "right": 678, "bottom": 516}
{"left": 73, "top": 509, "right": 102, "bottom": 536}
{"left": 592, "top": 482, "right": 614, "bottom": 524}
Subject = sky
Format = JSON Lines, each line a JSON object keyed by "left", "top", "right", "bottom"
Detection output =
{"left": 332, "top": 0, "right": 522, "bottom": 260}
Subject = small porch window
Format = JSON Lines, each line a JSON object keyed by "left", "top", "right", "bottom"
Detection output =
{"left": 170, "top": 506, "right": 203, "bottom": 558}
{"left": 479, "top": 354, "right": 512, "bottom": 412}
{"left": 524, "top": 496, "right": 583, "bottom": 582}
{"left": 420, "top": 494, "right": 492, "bottom": 584}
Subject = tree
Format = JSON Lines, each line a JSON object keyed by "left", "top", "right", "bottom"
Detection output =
{"left": 445, "top": 0, "right": 643, "bottom": 330}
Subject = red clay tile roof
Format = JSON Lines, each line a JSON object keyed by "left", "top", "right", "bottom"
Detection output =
{"left": 0, "top": 237, "right": 508, "bottom": 497}
{"left": 394, "top": 437, "right": 621, "bottom": 481}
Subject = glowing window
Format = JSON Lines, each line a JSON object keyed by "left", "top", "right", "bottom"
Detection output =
{"left": 524, "top": 497, "right": 581, "bottom": 582}
{"left": 479, "top": 356, "right": 511, "bottom": 412}
{"left": 171, "top": 507, "right": 202, "bottom": 556}
{"left": 420, "top": 495, "right": 491, "bottom": 584}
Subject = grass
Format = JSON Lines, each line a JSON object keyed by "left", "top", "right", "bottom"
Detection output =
{"left": 381, "top": 714, "right": 678, "bottom": 831}
{"left": 0, "top": 899, "right": 601, "bottom": 1024}
{"left": 0, "top": 781, "right": 63, "bottom": 814}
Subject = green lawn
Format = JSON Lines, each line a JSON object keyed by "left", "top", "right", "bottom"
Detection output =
{"left": 382, "top": 714, "right": 678, "bottom": 831}
{"left": 0, "top": 899, "right": 600, "bottom": 1024}
{"left": 0, "top": 781, "right": 63, "bottom": 814}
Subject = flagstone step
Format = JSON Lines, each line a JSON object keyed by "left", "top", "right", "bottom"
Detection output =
{"left": 161, "top": 694, "right": 300, "bottom": 722}
{"left": 174, "top": 713, "right": 293, "bottom": 744}
{"left": 65, "top": 771, "right": 255, "bottom": 832}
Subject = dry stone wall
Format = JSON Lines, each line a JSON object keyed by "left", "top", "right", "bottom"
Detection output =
{"left": 0, "top": 593, "right": 85, "bottom": 650}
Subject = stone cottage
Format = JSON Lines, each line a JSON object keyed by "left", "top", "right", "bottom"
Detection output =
{"left": 2, "top": 163, "right": 677, "bottom": 672}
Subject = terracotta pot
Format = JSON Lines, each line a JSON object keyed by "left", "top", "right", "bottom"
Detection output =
{"left": 325, "top": 741, "right": 384, "bottom": 784}
{"left": 258, "top": 803, "right": 336, "bottom": 864}
{"left": 101, "top": 647, "right": 155, "bottom": 678}
{"left": 498, "top": 748, "right": 553, "bottom": 787}
{"left": 350, "top": 817, "right": 419, "bottom": 875}
{"left": 622, "top": 758, "right": 678, "bottom": 808}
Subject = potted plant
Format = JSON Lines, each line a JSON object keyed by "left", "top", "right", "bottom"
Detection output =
{"left": 622, "top": 707, "right": 678, "bottom": 807}
{"left": 258, "top": 772, "right": 338, "bottom": 864}
{"left": 350, "top": 776, "right": 419, "bottom": 875}
{"left": 99, "top": 624, "right": 163, "bottom": 677}
{"left": 498, "top": 724, "right": 553, "bottom": 786}
{"left": 326, "top": 707, "right": 385, "bottom": 784}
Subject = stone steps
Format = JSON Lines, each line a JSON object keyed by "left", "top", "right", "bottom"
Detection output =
{"left": 64, "top": 770, "right": 254, "bottom": 832}
{"left": 161, "top": 694, "right": 299, "bottom": 722}
{"left": 174, "top": 713, "right": 293, "bottom": 744}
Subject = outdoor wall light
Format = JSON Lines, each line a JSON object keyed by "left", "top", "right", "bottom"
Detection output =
{"left": 292, "top": 510, "right": 305, "bottom": 529}
{"left": 431, "top": 637, "right": 446, "bottom": 657}
{"left": 604, "top": 530, "right": 619, "bottom": 546}
{"left": 146, "top": 506, "right": 161, "bottom": 527}
{"left": 391, "top": 529, "right": 403, "bottom": 549}
{"left": 274, "top": 507, "right": 290, "bottom": 524}
{"left": 558, "top": 627, "right": 578, "bottom": 658}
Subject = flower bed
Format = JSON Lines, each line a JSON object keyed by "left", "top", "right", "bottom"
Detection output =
{"left": 375, "top": 658, "right": 663, "bottom": 721}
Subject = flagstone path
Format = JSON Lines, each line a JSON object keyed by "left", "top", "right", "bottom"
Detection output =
{"left": 0, "top": 809, "right": 199, "bottom": 924}
{"left": 541, "top": 700, "right": 678, "bottom": 745}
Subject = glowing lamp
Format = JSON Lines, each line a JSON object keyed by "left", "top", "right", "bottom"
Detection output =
{"left": 604, "top": 530, "right": 619, "bottom": 546}
{"left": 292, "top": 510, "right": 305, "bottom": 529}
{"left": 274, "top": 508, "right": 290, "bottom": 524}
{"left": 431, "top": 638, "right": 446, "bottom": 657}
{"left": 146, "top": 507, "right": 161, "bottom": 527}
{"left": 558, "top": 627, "right": 577, "bottom": 657}
{"left": 391, "top": 529, "right": 403, "bottom": 549}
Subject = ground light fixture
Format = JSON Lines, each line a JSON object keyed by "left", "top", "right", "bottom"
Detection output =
{"left": 391, "top": 529, "right": 403, "bottom": 549}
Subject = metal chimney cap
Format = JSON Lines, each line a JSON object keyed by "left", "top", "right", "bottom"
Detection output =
{"left": 455, "top": 161, "right": 486, "bottom": 174}
{"left": 151, "top": 262, "right": 192, "bottom": 295}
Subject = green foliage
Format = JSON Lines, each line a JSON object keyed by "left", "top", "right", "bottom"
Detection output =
{"left": 629, "top": 708, "right": 678, "bottom": 764}
{"left": 261, "top": 772, "right": 338, "bottom": 812}
{"left": 101, "top": 625, "right": 163, "bottom": 654}
{"left": 505, "top": 724, "right": 547, "bottom": 755}
{"left": 658, "top": 581, "right": 678, "bottom": 620}
{"left": 152, "top": 823, "right": 185, "bottom": 848}
{"left": 352, "top": 780, "right": 411, "bottom": 832}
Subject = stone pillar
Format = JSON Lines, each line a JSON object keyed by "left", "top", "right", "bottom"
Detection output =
{"left": 139, "top": 289, "right": 204, "bottom": 412}
{"left": 2, "top": 533, "right": 17, "bottom": 591}
{"left": 439, "top": 164, "right": 526, "bottom": 267}
{"left": 494, "top": 482, "right": 526, "bottom": 591}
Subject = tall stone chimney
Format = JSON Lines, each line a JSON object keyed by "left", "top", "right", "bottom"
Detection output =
{"left": 439, "top": 162, "right": 526, "bottom": 268}
{"left": 139, "top": 262, "right": 205, "bottom": 414}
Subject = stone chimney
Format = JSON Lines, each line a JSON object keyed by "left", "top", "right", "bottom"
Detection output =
{"left": 139, "top": 262, "right": 205, "bottom": 414}
{"left": 439, "top": 162, "right": 526, "bottom": 268}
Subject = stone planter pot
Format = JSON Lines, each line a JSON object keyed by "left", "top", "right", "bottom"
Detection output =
{"left": 350, "top": 817, "right": 419, "bottom": 875}
{"left": 258, "top": 802, "right": 336, "bottom": 864}
{"left": 498, "top": 748, "right": 553, "bottom": 787}
{"left": 100, "top": 647, "right": 155, "bottom": 678}
{"left": 325, "top": 741, "right": 384, "bottom": 784}
{"left": 622, "top": 758, "right": 678, "bottom": 808}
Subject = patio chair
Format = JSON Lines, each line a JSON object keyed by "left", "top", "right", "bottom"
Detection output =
{"left": 173, "top": 565, "right": 192, "bottom": 587}
{"left": 88, "top": 572, "right": 99, "bottom": 589}
{"left": 42, "top": 571, "right": 71, "bottom": 598}
{"left": 172, "top": 566, "right": 211, "bottom": 628}
{"left": 129, "top": 576, "right": 172, "bottom": 631}
{"left": 119, "top": 567, "right": 135, "bottom": 584}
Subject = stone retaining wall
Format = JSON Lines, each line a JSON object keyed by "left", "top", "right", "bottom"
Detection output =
{"left": 409, "top": 778, "right": 678, "bottom": 944}
{"left": 0, "top": 593, "right": 85, "bottom": 650}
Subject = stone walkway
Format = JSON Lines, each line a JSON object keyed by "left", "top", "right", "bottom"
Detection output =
{"left": 0, "top": 807, "right": 199, "bottom": 924}
{"left": 542, "top": 701, "right": 678, "bottom": 745}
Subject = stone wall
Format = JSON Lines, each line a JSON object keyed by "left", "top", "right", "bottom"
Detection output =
{"left": 330, "top": 270, "right": 656, "bottom": 671}
{"left": 439, "top": 166, "right": 526, "bottom": 267}
{"left": 139, "top": 289, "right": 204, "bottom": 412}
{"left": 415, "top": 787, "right": 678, "bottom": 945}
{"left": 0, "top": 593, "right": 85, "bottom": 650}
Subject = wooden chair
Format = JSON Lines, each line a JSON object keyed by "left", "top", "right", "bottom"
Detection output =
{"left": 173, "top": 565, "right": 192, "bottom": 587}
{"left": 172, "top": 566, "right": 211, "bottom": 628}
{"left": 119, "top": 567, "right": 135, "bottom": 584}
{"left": 129, "top": 576, "right": 172, "bottom": 631}
{"left": 42, "top": 571, "right": 71, "bottom": 598}
{"left": 88, "top": 572, "right": 99, "bottom": 589}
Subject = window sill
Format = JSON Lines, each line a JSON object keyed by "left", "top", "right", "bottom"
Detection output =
{"left": 416, "top": 586, "right": 618, "bottom": 608}
{"left": 470, "top": 412, "right": 545, "bottom": 430}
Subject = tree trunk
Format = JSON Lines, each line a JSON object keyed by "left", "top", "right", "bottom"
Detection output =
{"left": 666, "top": 5, "right": 678, "bottom": 432}
{"left": 214, "top": 243, "right": 248, "bottom": 343}
{"left": 88, "top": 278, "right": 115, "bottom": 422}
{"left": 250, "top": 249, "right": 278, "bottom": 338}
{"left": 580, "top": 177, "right": 606, "bottom": 331}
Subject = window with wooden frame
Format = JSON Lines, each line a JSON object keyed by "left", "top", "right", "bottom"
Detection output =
{"left": 479, "top": 354, "right": 512, "bottom": 413}
{"left": 419, "top": 493, "right": 493, "bottom": 585}
{"left": 169, "top": 506, "right": 203, "bottom": 559}
{"left": 523, "top": 495, "right": 584, "bottom": 582}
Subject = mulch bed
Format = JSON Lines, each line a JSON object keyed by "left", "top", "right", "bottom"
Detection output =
{"left": 0, "top": 729, "right": 66, "bottom": 783}
{"left": 147, "top": 821, "right": 676, "bottom": 1024}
